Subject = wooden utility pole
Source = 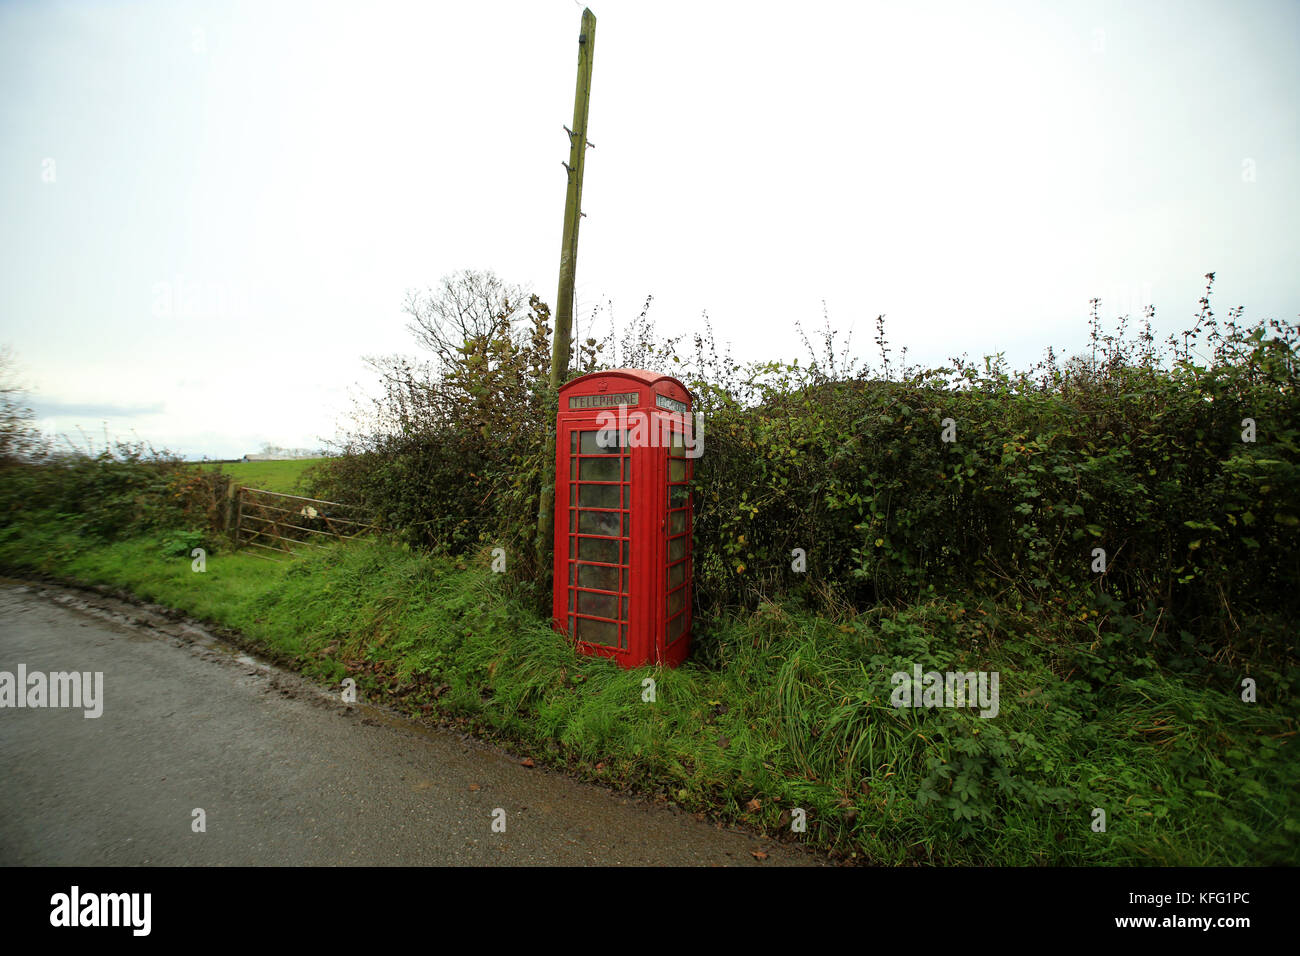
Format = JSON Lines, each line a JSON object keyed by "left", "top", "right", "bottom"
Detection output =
{"left": 538, "top": 7, "right": 596, "bottom": 575}
{"left": 550, "top": 7, "right": 596, "bottom": 392}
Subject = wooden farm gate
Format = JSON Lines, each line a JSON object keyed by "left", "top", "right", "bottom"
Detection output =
{"left": 229, "top": 486, "right": 380, "bottom": 559}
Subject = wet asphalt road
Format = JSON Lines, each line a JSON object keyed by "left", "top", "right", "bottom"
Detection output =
{"left": 0, "top": 581, "right": 821, "bottom": 866}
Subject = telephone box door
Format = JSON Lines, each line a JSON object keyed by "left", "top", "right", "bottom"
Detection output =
{"left": 555, "top": 420, "right": 640, "bottom": 664}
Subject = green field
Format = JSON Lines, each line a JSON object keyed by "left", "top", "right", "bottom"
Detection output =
{"left": 192, "top": 458, "right": 326, "bottom": 495}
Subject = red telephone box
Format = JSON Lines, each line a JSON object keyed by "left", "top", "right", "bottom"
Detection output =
{"left": 553, "top": 369, "right": 695, "bottom": 668}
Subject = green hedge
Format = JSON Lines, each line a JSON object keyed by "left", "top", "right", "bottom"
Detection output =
{"left": 306, "top": 299, "right": 1299, "bottom": 686}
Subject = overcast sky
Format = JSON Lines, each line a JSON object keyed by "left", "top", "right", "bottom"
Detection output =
{"left": 2, "top": 0, "right": 1297, "bottom": 459}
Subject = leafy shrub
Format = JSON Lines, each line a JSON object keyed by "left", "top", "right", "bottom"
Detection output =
{"left": 159, "top": 528, "right": 216, "bottom": 558}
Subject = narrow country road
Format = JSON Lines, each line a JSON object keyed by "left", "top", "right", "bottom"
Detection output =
{"left": 0, "top": 581, "right": 821, "bottom": 866}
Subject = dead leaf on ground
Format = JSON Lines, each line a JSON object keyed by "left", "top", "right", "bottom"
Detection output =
{"left": 751, "top": 850, "right": 769, "bottom": 861}
{"left": 520, "top": 757, "right": 535, "bottom": 768}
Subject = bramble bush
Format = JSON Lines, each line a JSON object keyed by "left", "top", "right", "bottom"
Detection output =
{"left": 305, "top": 287, "right": 557, "bottom": 591}
{"left": 0, "top": 418, "right": 230, "bottom": 561}
{"left": 680, "top": 288, "right": 1298, "bottom": 688}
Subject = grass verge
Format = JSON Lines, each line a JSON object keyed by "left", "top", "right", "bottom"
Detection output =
{"left": 1, "top": 513, "right": 1295, "bottom": 865}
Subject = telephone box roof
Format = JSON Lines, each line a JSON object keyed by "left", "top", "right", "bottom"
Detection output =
{"left": 560, "top": 368, "right": 691, "bottom": 396}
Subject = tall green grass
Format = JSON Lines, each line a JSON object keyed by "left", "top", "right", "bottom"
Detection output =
{"left": 2, "top": 515, "right": 1293, "bottom": 865}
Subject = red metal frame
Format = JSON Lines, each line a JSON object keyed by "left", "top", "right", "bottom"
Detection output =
{"left": 553, "top": 369, "right": 694, "bottom": 668}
